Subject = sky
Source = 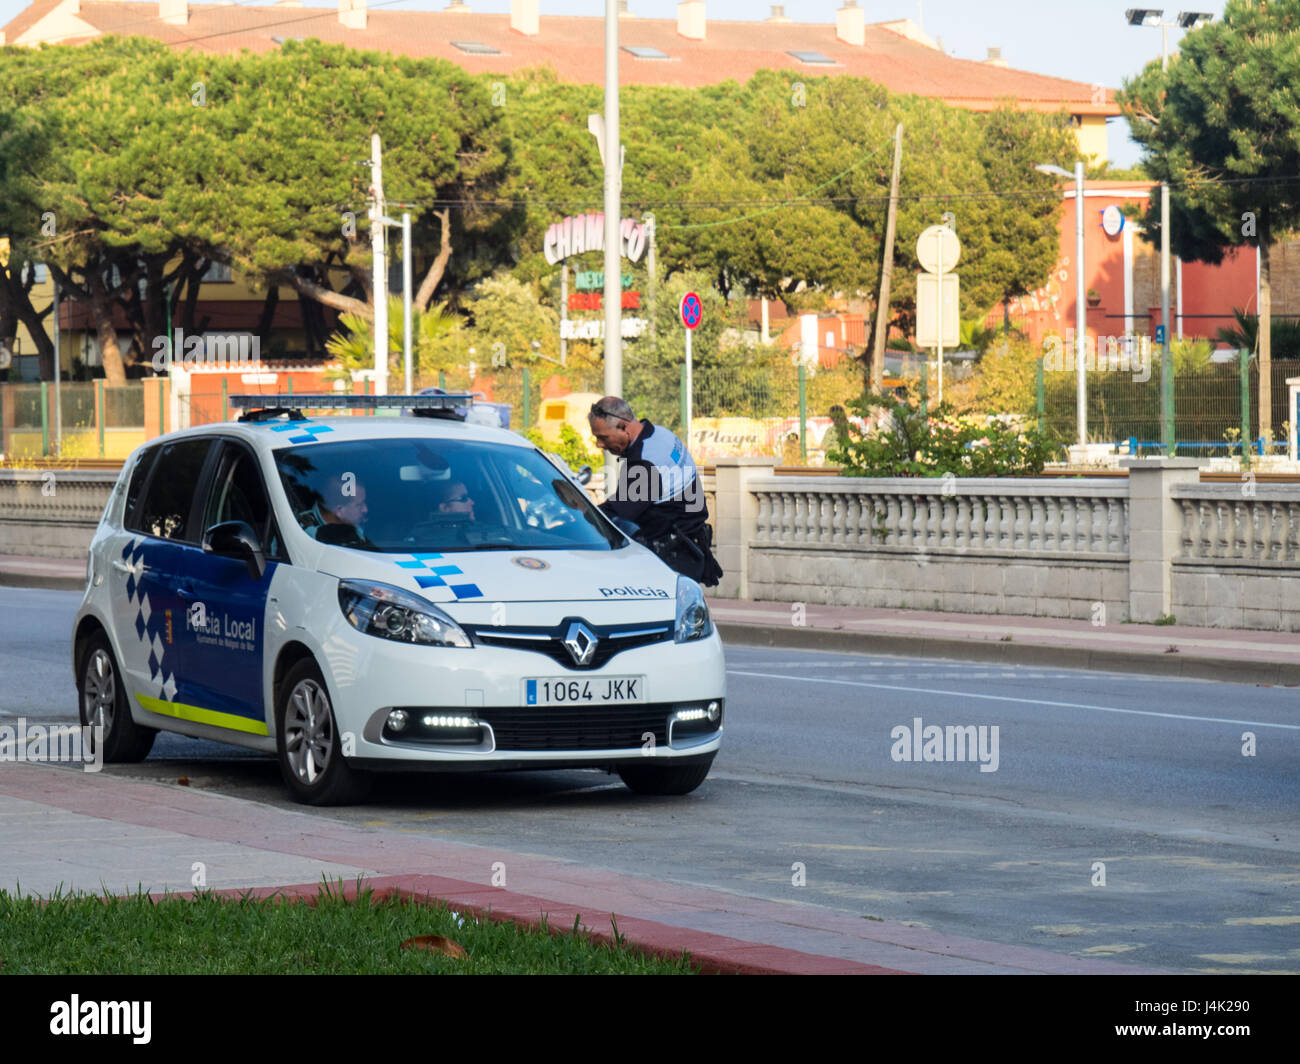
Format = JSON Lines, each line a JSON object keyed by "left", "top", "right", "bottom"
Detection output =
{"left": 0, "top": 0, "right": 1230, "bottom": 167}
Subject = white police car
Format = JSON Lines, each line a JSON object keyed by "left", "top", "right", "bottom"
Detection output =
{"left": 72, "top": 394, "right": 724, "bottom": 805}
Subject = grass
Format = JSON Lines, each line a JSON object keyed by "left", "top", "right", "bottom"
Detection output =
{"left": 0, "top": 882, "right": 697, "bottom": 975}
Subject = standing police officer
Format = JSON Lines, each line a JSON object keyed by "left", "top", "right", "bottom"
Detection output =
{"left": 587, "top": 396, "right": 722, "bottom": 586}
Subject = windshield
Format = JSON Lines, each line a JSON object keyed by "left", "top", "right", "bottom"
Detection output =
{"left": 275, "top": 437, "right": 624, "bottom": 553}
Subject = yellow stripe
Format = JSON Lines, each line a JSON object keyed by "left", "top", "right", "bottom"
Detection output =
{"left": 136, "top": 693, "right": 269, "bottom": 736}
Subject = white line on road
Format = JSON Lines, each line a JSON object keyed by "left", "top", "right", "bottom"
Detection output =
{"left": 726, "top": 669, "right": 1300, "bottom": 731}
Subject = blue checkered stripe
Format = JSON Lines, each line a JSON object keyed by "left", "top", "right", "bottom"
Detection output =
{"left": 257, "top": 419, "right": 335, "bottom": 445}
{"left": 395, "top": 553, "right": 483, "bottom": 600}
{"left": 119, "top": 537, "right": 178, "bottom": 703}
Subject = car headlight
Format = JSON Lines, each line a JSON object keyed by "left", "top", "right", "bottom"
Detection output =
{"left": 338, "top": 579, "right": 472, "bottom": 648}
{"left": 674, "top": 575, "right": 713, "bottom": 643}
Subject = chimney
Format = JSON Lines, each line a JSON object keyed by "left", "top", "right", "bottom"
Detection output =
{"left": 677, "top": 0, "right": 705, "bottom": 41}
{"left": 447, "top": 0, "right": 471, "bottom": 11}
{"left": 984, "top": 46, "right": 1009, "bottom": 67}
{"left": 766, "top": 5, "right": 789, "bottom": 23}
{"left": 835, "top": 1, "right": 864, "bottom": 46}
{"left": 618, "top": 0, "right": 633, "bottom": 17}
{"left": 510, "top": 0, "right": 537, "bottom": 35}
{"left": 159, "top": 0, "right": 187, "bottom": 25}
{"left": 339, "top": 0, "right": 365, "bottom": 30}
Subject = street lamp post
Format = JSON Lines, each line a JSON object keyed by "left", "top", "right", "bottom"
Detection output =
{"left": 1037, "top": 162, "right": 1087, "bottom": 445}
{"left": 1126, "top": 10, "right": 1214, "bottom": 455}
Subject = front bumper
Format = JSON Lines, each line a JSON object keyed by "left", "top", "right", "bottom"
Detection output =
{"left": 317, "top": 619, "right": 725, "bottom": 767}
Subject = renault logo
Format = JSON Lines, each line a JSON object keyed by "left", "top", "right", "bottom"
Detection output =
{"left": 563, "top": 621, "right": 599, "bottom": 666}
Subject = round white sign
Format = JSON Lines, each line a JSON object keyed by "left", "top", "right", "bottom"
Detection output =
{"left": 917, "top": 225, "right": 961, "bottom": 274}
{"left": 1101, "top": 204, "right": 1125, "bottom": 237}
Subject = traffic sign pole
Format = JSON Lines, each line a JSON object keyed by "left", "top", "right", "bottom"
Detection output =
{"left": 685, "top": 327, "right": 692, "bottom": 447}
{"left": 936, "top": 227, "right": 944, "bottom": 406}
{"left": 679, "top": 291, "right": 702, "bottom": 448}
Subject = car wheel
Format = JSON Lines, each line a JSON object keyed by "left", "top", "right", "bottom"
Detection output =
{"left": 77, "top": 631, "right": 156, "bottom": 763}
{"left": 617, "top": 755, "right": 714, "bottom": 796}
{"left": 276, "top": 658, "right": 370, "bottom": 806}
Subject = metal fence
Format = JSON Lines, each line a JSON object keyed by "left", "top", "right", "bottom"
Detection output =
{"left": 1040, "top": 358, "right": 1300, "bottom": 457}
{"left": 1, "top": 380, "right": 150, "bottom": 460}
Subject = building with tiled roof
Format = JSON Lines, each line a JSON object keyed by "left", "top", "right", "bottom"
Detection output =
{"left": 3, "top": 0, "right": 1120, "bottom": 162}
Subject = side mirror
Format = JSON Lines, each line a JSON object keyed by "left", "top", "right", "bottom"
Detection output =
{"left": 203, "top": 520, "right": 267, "bottom": 580}
{"left": 577, "top": 465, "right": 593, "bottom": 485}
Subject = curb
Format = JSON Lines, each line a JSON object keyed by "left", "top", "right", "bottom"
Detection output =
{"left": 0, "top": 570, "right": 83, "bottom": 592}
{"left": 717, "top": 621, "right": 1300, "bottom": 686}
{"left": 137, "top": 876, "right": 908, "bottom": 976}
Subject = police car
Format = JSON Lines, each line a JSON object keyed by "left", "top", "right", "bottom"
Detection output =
{"left": 71, "top": 394, "right": 724, "bottom": 805}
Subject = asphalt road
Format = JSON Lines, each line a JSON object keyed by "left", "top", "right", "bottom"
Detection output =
{"left": 5, "top": 585, "right": 1298, "bottom": 973}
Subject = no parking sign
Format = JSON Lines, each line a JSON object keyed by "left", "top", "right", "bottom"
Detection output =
{"left": 680, "top": 291, "right": 702, "bottom": 330}
{"left": 679, "top": 292, "right": 702, "bottom": 447}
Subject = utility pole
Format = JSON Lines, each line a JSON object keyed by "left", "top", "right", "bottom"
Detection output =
{"left": 401, "top": 211, "right": 412, "bottom": 394}
{"left": 1075, "top": 160, "right": 1087, "bottom": 446}
{"left": 645, "top": 212, "right": 657, "bottom": 343}
{"left": 369, "top": 133, "right": 389, "bottom": 396}
{"left": 602, "top": 0, "right": 622, "bottom": 405}
{"left": 1161, "top": 181, "right": 1173, "bottom": 455}
{"left": 871, "top": 123, "right": 903, "bottom": 391}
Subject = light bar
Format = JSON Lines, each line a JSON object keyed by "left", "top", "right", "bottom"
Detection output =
{"left": 1176, "top": 11, "right": 1213, "bottom": 28}
{"left": 228, "top": 393, "right": 473, "bottom": 412}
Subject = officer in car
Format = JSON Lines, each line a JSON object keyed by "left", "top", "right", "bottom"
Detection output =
{"left": 587, "top": 396, "right": 722, "bottom": 586}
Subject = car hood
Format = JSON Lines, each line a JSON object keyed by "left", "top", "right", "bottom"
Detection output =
{"left": 315, "top": 542, "right": 677, "bottom": 608}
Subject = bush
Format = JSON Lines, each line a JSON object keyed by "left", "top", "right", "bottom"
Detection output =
{"left": 521, "top": 423, "right": 599, "bottom": 472}
{"left": 827, "top": 391, "right": 1051, "bottom": 477}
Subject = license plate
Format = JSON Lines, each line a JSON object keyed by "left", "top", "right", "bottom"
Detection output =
{"left": 524, "top": 677, "right": 644, "bottom": 706}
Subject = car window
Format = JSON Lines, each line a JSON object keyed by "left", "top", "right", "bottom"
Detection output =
{"left": 274, "top": 437, "right": 623, "bottom": 553}
{"left": 129, "top": 438, "right": 213, "bottom": 542}
{"left": 122, "top": 446, "right": 159, "bottom": 528}
{"left": 204, "top": 442, "right": 286, "bottom": 559}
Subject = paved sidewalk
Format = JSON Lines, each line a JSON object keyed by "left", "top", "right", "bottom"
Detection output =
{"left": 710, "top": 598, "right": 1300, "bottom": 686}
{"left": 0, "top": 762, "right": 1162, "bottom": 975}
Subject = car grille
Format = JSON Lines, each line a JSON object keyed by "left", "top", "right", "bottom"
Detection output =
{"left": 478, "top": 703, "right": 671, "bottom": 751}
{"left": 466, "top": 619, "right": 673, "bottom": 670}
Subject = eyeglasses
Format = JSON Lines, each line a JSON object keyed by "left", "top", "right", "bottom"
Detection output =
{"left": 589, "top": 402, "right": 623, "bottom": 421}
{"left": 447, "top": 493, "right": 471, "bottom": 504}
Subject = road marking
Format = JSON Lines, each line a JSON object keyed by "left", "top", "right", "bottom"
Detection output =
{"left": 1226, "top": 915, "right": 1300, "bottom": 926}
{"left": 726, "top": 668, "right": 1300, "bottom": 731}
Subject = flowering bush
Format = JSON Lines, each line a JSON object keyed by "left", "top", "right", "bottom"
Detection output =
{"left": 827, "top": 392, "right": 1051, "bottom": 477}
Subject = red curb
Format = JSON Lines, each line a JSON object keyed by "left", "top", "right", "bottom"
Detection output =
{"left": 129, "top": 873, "right": 909, "bottom": 975}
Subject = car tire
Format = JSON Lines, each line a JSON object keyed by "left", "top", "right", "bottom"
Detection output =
{"left": 617, "top": 755, "right": 714, "bottom": 796}
{"left": 275, "top": 658, "right": 370, "bottom": 806}
{"left": 77, "top": 631, "right": 156, "bottom": 763}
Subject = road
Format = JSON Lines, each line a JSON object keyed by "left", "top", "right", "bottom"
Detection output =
{"left": 4, "top": 586, "right": 1298, "bottom": 973}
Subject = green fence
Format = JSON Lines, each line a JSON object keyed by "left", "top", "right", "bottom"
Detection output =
{"left": 1, "top": 380, "right": 149, "bottom": 460}
{"left": 1040, "top": 357, "right": 1300, "bottom": 457}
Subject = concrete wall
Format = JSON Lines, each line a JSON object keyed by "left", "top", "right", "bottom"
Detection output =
{"left": 0, "top": 470, "right": 117, "bottom": 558}
{"left": 712, "top": 458, "right": 1300, "bottom": 632}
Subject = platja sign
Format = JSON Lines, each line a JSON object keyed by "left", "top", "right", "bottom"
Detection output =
{"left": 544, "top": 214, "right": 648, "bottom": 265}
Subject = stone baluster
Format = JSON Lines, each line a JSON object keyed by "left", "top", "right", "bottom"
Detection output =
{"left": 996, "top": 495, "right": 1011, "bottom": 548}
{"left": 1027, "top": 496, "right": 1044, "bottom": 550}
{"left": 1232, "top": 500, "right": 1249, "bottom": 559}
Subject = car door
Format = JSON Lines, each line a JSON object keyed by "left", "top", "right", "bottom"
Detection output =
{"left": 182, "top": 439, "right": 283, "bottom": 733}
{"left": 115, "top": 436, "right": 217, "bottom": 714}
